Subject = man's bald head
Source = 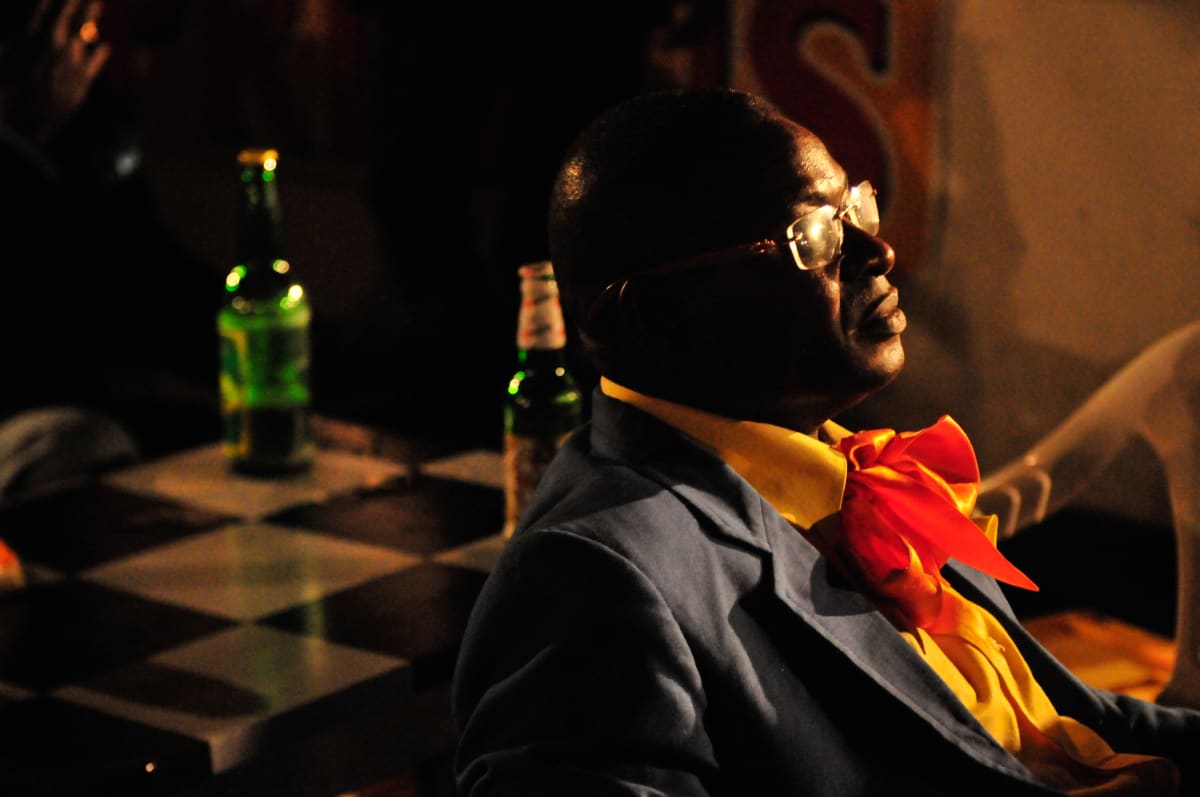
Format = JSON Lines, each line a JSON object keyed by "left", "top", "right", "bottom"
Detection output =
{"left": 548, "top": 88, "right": 813, "bottom": 336}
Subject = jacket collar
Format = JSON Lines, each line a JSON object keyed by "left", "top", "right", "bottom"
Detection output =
{"left": 599, "top": 377, "right": 848, "bottom": 529}
{"left": 588, "top": 388, "right": 776, "bottom": 552}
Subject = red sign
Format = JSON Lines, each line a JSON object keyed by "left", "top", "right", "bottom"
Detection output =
{"left": 732, "top": 0, "right": 940, "bottom": 277}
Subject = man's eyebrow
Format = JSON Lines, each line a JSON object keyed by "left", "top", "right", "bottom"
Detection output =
{"left": 795, "top": 177, "right": 853, "bottom": 210}
{"left": 792, "top": 189, "right": 837, "bottom": 209}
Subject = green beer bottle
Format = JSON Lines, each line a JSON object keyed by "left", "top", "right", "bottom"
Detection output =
{"left": 218, "top": 148, "right": 313, "bottom": 474}
{"left": 502, "top": 261, "right": 583, "bottom": 538}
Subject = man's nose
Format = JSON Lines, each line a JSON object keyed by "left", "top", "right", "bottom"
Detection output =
{"left": 839, "top": 225, "right": 895, "bottom": 281}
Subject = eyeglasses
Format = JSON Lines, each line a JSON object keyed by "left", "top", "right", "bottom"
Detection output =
{"left": 586, "top": 180, "right": 880, "bottom": 328}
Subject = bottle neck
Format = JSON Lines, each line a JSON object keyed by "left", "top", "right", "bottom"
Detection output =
{"left": 236, "top": 168, "right": 284, "bottom": 267}
{"left": 516, "top": 268, "right": 567, "bottom": 351}
{"left": 516, "top": 347, "right": 568, "bottom": 369}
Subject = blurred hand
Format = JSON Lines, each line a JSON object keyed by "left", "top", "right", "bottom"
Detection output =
{"left": 0, "top": 0, "right": 111, "bottom": 147}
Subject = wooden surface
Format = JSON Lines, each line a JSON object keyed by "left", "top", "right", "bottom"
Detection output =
{"left": 1024, "top": 610, "right": 1177, "bottom": 703}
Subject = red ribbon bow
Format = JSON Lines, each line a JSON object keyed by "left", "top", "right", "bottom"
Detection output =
{"left": 833, "top": 415, "right": 1037, "bottom": 627}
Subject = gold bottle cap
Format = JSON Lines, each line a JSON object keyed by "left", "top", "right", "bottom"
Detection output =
{"left": 237, "top": 148, "right": 280, "bottom": 169}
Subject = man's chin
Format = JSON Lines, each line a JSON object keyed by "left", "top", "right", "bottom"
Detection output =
{"left": 855, "top": 336, "right": 906, "bottom": 392}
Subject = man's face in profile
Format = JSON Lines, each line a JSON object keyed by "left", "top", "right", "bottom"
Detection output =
{"left": 643, "top": 118, "right": 907, "bottom": 425}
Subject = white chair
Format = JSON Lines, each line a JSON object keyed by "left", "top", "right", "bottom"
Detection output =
{"left": 976, "top": 319, "right": 1200, "bottom": 710}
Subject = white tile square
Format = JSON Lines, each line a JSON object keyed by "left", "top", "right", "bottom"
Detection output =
{"left": 0, "top": 680, "right": 34, "bottom": 700}
{"left": 432, "top": 532, "right": 507, "bottom": 574}
{"left": 82, "top": 522, "right": 420, "bottom": 620}
{"left": 104, "top": 443, "right": 407, "bottom": 520}
{"left": 420, "top": 449, "right": 503, "bottom": 490}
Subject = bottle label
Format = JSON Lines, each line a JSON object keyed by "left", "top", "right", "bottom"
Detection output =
{"left": 218, "top": 303, "right": 313, "bottom": 471}
{"left": 219, "top": 309, "right": 311, "bottom": 408}
{"left": 502, "top": 430, "right": 571, "bottom": 538}
{"left": 516, "top": 261, "right": 567, "bottom": 350}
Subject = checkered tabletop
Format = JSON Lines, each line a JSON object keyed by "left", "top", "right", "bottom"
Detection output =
{"left": 0, "top": 438, "right": 508, "bottom": 796}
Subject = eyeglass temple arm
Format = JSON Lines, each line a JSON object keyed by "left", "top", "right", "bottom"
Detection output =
{"left": 585, "top": 239, "right": 778, "bottom": 329}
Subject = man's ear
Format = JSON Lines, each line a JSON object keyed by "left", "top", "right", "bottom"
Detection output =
{"left": 581, "top": 279, "right": 686, "bottom": 383}
{"left": 610, "top": 278, "right": 685, "bottom": 347}
{"left": 581, "top": 279, "right": 627, "bottom": 349}
{"left": 583, "top": 278, "right": 670, "bottom": 353}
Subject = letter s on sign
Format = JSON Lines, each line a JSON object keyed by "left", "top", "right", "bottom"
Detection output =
{"left": 747, "top": 0, "right": 893, "bottom": 215}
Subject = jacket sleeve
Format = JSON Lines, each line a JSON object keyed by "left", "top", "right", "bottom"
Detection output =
{"left": 1056, "top": 672, "right": 1200, "bottom": 792}
{"left": 452, "top": 527, "right": 718, "bottom": 797}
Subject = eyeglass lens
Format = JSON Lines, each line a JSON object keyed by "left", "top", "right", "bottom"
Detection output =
{"left": 844, "top": 182, "right": 880, "bottom": 236}
{"left": 786, "top": 181, "right": 878, "bottom": 271}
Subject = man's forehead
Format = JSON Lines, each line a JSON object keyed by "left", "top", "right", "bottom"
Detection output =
{"left": 787, "top": 129, "right": 848, "bottom": 206}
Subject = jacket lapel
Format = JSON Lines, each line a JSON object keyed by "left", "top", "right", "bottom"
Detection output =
{"left": 761, "top": 511, "right": 1037, "bottom": 781}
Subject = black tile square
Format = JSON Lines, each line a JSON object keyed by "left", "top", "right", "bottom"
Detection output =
{"left": 262, "top": 562, "right": 487, "bottom": 689}
{"left": 0, "top": 482, "right": 232, "bottom": 573}
{"left": 0, "top": 580, "right": 233, "bottom": 691}
{"left": 267, "top": 474, "right": 502, "bottom": 555}
{"left": 82, "top": 658, "right": 274, "bottom": 718}
{"left": 0, "top": 695, "right": 210, "bottom": 797}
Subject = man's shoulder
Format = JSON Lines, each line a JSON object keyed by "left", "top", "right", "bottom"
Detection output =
{"left": 523, "top": 435, "right": 714, "bottom": 545}
{"left": 508, "top": 437, "right": 769, "bottom": 603}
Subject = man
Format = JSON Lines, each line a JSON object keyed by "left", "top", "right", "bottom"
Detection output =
{"left": 452, "top": 88, "right": 1199, "bottom": 795}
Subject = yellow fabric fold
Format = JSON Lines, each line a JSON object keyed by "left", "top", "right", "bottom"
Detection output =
{"left": 909, "top": 583, "right": 1179, "bottom": 794}
{"left": 832, "top": 417, "right": 1037, "bottom": 628}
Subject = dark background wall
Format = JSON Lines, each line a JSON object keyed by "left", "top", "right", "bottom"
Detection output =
{"left": 90, "top": 0, "right": 728, "bottom": 451}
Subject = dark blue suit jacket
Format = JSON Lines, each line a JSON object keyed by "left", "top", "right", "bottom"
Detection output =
{"left": 453, "top": 390, "right": 1200, "bottom": 795}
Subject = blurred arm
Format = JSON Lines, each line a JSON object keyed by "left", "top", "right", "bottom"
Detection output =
{"left": 977, "top": 319, "right": 1200, "bottom": 710}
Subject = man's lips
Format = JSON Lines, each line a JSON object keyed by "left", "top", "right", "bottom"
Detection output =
{"left": 859, "top": 287, "right": 906, "bottom": 337}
